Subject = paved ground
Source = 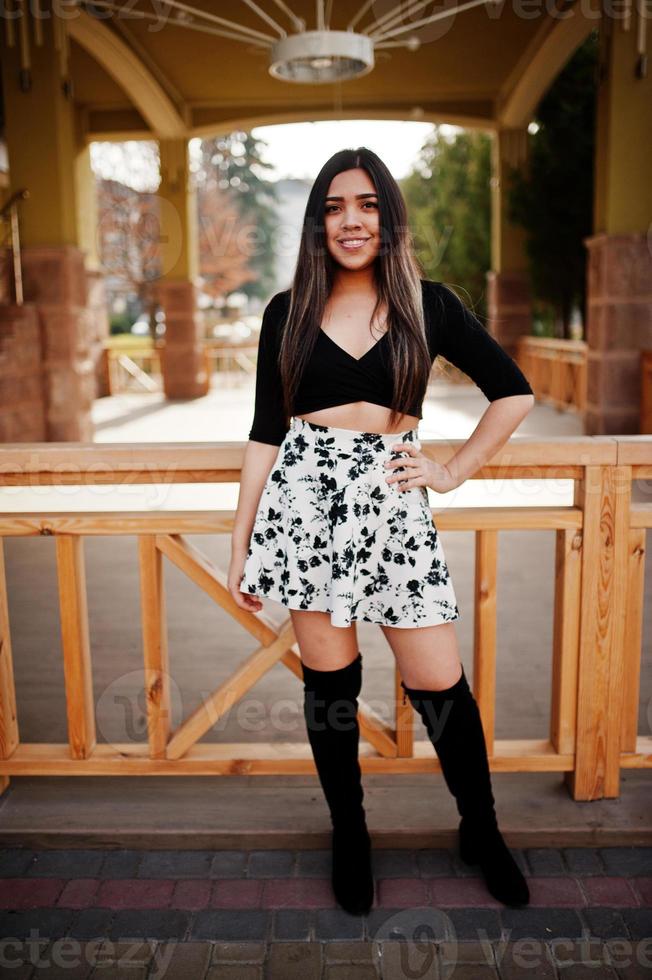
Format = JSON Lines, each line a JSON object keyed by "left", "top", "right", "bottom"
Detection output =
{"left": 0, "top": 846, "right": 651, "bottom": 976}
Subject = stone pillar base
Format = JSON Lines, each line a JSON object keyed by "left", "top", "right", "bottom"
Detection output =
{"left": 158, "top": 280, "right": 209, "bottom": 399}
{"left": 485, "top": 270, "right": 532, "bottom": 358}
{"left": 0, "top": 304, "right": 46, "bottom": 441}
{"left": 21, "top": 245, "right": 96, "bottom": 441}
{"left": 86, "top": 269, "right": 111, "bottom": 399}
{"left": 584, "top": 233, "right": 652, "bottom": 435}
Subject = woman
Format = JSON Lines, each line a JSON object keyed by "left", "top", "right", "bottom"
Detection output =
{"left": 229, "top": 146, "right": 535, "bottom": 917}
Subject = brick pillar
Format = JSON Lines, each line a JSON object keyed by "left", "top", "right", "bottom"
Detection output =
{"left": 0, "top": 304, "right": 46, "bottom": 442}
{"left": 86, "top": 269, "right": 111, "bottom": 399}
{"left": 157, "top": 280, "right": 209, "bottom": 398}
{"left": 157, "top": 139, "right": 208, "bottom": 399}
{"left": 584, "top": 233, "right": 652, "bottom": 434}
{"left": 1, "top": 12, "right": 105, "bottom": 440}
{"left": 486, "top": 270, "right": 532, "bottom": 360}
{"left": 583, "top": 14, "right": 652, "bottom": 433}
{"left": 487, "top": 128, "right": 532, "bottom": 352}
{"left": 21, "top": 246, "right": 96, "bottom": 441}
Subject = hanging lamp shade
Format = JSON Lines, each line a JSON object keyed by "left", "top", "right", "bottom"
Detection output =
{"left": 269, "top": 30, "right": 375, "bottom": 84}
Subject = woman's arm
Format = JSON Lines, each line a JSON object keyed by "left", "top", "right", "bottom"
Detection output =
{"left": 229, "top": 294, "right": 290, "bottom": 608}
{"left": 231, "top": 440, "right": 280, "bottom": 554}
{"left": 232, "top": 290, "right": 289, "bottom": 550}
{"left": 441, "top": 393, "right": 534, "bottom": 490}
{"left": 429, "top": 282, "right": 535, "bottom": 487}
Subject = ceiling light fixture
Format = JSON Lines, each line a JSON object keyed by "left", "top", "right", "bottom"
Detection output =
{"left": 269, "top": 30, "right": 374, "bottom": 84}
{"left": 80, "top": 0, "right": 496, "bottom": 85}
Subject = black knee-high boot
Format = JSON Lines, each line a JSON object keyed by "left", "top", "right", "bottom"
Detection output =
{"left": 401, "top": 666, "right": 529, "bottom": 908}
{"left": 302, "top": 651, "right": 374, "bottom": 915}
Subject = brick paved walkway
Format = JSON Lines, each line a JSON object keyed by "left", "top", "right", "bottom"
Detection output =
{"left": 0, "top": 847, "right": 651, "bottom": 976}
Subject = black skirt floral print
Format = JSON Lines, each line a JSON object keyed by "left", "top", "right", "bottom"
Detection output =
{"left": 240, "top": 417, "right": 461, "bottom": 629}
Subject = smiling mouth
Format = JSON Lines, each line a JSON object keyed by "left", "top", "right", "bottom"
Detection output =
{"left": 337, "top": 238, "right": 370, "bottom": 250}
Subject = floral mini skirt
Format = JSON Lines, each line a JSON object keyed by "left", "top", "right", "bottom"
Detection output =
{"left": 240, "top": 417, "right": 461, "bottom": 629}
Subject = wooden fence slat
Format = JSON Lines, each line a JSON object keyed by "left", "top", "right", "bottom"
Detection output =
{"left": 621, "top": 528, "right": 646, "bottom": 753}
{"left": 567, "top": 465, "right": 630, "bottom": 800}
{"left": 55, "top": 536, "right": 96, "bottom": 759}
{"left": 474, "top": 529, "right": 498, "bottom": 756}
{"left": 0, "top": 738, "right": 576, "bottom": 775}
{"left": 155, "top": 533, "right": 281, "bottom": 646}
{"left": 0, "top": 540, "right": 19, "bottom": 795}
{"left": 166, "top": 619, "right": 295, "bottom": 760}
{"left": 550, "top": 529, "right": 582, "bottom": 754}
{"left": 603, "top": 467, "right": 632, "bottom": 797}
{"left": 138, "top": 536, "right": 171, "bottom": 759}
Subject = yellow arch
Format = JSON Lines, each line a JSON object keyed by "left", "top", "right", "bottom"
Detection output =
{"left": 498, "top": 2, "right": 599, "bottom": 127}
{"left": 68, "top": 11, "right": 186, "bottom": 139}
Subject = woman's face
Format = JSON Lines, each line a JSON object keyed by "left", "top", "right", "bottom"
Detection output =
{"left": 323, "top": 167, "right": 380, "bottom": 269}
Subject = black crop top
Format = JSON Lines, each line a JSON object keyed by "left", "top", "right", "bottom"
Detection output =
{"left": 248, "top": 278, "right": 534, "bottom": 446}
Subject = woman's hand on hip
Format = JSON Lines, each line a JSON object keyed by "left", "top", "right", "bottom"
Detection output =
{"left": 384, "top": 442, "right": 459, "bottom": 495}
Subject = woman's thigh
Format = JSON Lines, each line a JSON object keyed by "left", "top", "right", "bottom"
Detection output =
{"left": 290, "top": 609, "right": 359, "bottom": 670}
{"left": 381, "top": 622, "right": 462, "bottom": 690}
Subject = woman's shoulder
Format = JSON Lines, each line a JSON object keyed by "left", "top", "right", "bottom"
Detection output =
{"left": 259, "top": 290, "right": 292, "bottom": 344}
{"left": 265, "top": 288, "right": 292, "bottom": 316}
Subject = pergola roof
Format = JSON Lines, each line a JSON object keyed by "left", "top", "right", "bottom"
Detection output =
{"left": 67, "top": 0, "right": 598, "bottom": 141}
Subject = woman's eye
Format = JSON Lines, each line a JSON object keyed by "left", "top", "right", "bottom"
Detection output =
{"left": 325, "top": 202, "right": 377, "bottom": 213}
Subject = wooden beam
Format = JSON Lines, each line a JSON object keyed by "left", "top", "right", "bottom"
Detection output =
{"left": 138, "top": 536, "right": 171, "bottom": 759}
{"left": 550, "top": 528, "right": 582, "bottom": 754}
{"left": 0, "top": 540, "right": 19, "bottom": 795}
{"left": 55, "top": 536, "right": 96, "bottom": 759}
{"left": 621, "top": 528, "right": 646, "bottom": 753}
{"left": 474, "top": 529, "right": 498, "bottom": 755}
{"left": 0, "top": 739, "right": 577, "bottom": 775}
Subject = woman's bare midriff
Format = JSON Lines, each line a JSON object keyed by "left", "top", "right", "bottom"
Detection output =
{"left": 295, "top": 401, "right": 420, "bottom": 435}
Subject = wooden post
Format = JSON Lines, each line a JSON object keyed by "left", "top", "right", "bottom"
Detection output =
{"left": 55, "top": 536, "right": 96, "bottom": 759}
{"left": 474, "top": 529, "right": 498, "bottom": 756}
{"left": 550, "top": 528, "right": 582, "bottom": 754}
{"left": 566, "top": 464, "right": 630, "bottom": 800}
{"left": 621, "top": 528, "right": 646, "bottom": 753}
{"left": 0, "top": 541, "right": 19, "bottom": 794}
{"left": 138, "top": 536, "right": 171, "bottom": 759}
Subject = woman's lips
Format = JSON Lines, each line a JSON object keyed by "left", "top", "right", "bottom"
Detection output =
{"left": 337, "top": 238, "right": 370, "bottom": 251}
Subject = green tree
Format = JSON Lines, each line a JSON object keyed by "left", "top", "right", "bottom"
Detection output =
{"left": 508, "top": 32, "right": 598, "bottom": 337}
{"left": 402, "top": 126, "right": 492, "bottom": 319}
{"left": 195, "top": 131, "right": 279, "bottom": 302}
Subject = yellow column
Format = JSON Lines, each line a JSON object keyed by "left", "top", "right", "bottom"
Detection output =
{"left": 75, "top": 141, "right": 100, "bottom": 272}
{"left": 584, "top": 15, "right": 652, "bottom": 434}
{"left": 1, "top": 11, "right": 77, "bottom": 247}
{"left": 486, "top": 127, "right": 532, "bottom": 357}
{"left": 1, "top": 8, "right": 97, "bottom": 440}
{"left": 156, "top": 138, "right": 208, "bottom": 399}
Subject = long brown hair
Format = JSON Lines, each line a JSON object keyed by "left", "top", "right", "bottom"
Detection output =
{"left": 278, "top": 147, "right": 431, "bottom": 429}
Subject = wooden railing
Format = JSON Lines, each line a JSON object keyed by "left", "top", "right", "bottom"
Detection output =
{"left": 517, "top": 337, "right": 587, "bottom": 413}
{"left": 101, "top": 341, "right": 259, "bottom": 395}
{"left": 101, "top": 345, "right": 163, "bottom": 395}
{"left": 0, "top": 437, "right": 650, "bottom": 802}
